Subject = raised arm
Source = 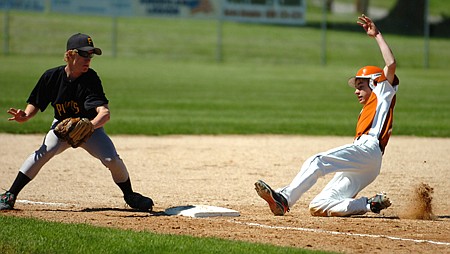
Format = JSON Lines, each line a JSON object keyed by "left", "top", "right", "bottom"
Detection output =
{"left": 357, "top": 14, "right": 396, "bottom": 85}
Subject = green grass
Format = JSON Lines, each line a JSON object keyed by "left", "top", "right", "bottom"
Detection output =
{"left": 1, "top": 54, "right": 450, "bottom": 136}
{"left": 0, "top": 216, "right": 332, "bottom": 254}
{"left": 1, "top": 11, "right": 449, "bottom": 136}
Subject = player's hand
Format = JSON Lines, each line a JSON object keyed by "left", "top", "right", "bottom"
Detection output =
{"left": 7, "top": 108, "right": 28, "bottom": 122}
{"left": 357, "top": 14, "right": 379, "bottom": 37}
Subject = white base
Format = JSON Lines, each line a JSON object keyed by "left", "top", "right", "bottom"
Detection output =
{"left": 164, "top": 205, "right": 240, "bottom": 218}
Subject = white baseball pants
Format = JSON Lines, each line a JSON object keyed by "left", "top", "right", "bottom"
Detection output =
{"left": 18, "top": 119, "right": 130, "bottom": 184}
{"left": 278, "top": 134, "right": 382, "bottom": 216}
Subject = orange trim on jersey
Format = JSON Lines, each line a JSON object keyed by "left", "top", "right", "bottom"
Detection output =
{"left": 355, "top": 93, "right": 377, "bottom": 138}
{"left": 379, "top": 95, "right": 396, "bottom": 152}
{"left": 354, "top": 89, "right": 396, "bottom": 153}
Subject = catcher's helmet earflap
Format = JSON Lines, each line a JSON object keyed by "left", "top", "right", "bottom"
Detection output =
{"left": 348, "top": 66, "right": 386, "bottom": 90}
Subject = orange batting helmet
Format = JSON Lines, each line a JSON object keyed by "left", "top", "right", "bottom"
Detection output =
{"left": 348, "top": 66, "right": 386, "bottom": 90}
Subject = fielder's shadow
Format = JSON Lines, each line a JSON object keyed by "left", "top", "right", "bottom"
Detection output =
{"left": 80, "top": 207, "right": 169, "bottom": 216}
{"left": 26, "top": 207, "right": 169, "bottom": 217}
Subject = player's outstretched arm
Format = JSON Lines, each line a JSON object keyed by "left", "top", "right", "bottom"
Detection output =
{"left": 7, "top": 104, "right": 39, "bottom": 123}
{"left": 357, "top": 14, "right": 396, "bottom": 84}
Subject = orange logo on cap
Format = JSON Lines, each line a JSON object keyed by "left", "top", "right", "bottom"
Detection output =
{"left": 87, "top": 37, "right": 93, "bottom": 46}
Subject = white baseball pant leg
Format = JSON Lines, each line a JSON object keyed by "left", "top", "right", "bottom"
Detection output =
{"left": 19, "top": 120, "right": 129, "bottom": 184}
{"left": 278, "top": 134, "right": 382, "bottom": 216}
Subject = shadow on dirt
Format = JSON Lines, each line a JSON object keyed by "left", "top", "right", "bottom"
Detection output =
{"left": 80, "top": 207, "right": 169, "bottom": 216}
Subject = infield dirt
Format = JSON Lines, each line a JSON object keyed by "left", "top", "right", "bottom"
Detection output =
{"left": 1, "top": 134, "right": 449, "bottom": 253}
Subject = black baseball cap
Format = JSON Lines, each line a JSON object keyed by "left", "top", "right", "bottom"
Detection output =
{"left": 66, "top": 33, "right": 102, "bottom": 55}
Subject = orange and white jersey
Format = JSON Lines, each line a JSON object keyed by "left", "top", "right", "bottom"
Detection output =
{"left": 354, "top": 80, "right": 398, "bottom": 153}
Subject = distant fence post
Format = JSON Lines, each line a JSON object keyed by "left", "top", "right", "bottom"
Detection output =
{"left": 423, "top": 0, "right": 429, "bottom": 69}
{"left": 110, "top": 1, "right": 120, "bottom": 59}
{"left": 321, "top": 0, "right": 328, "bottom": 66}
{"left": 112, "top": 16, "right": 118, "bottom": 58}
{"left": 216, "top": 0, "right": 223, "bottom": 63}
{"left": 2, "top": 6, "right": 10, "bottom": 55}
{"left": 45, "top": 0, "right": 51, "bottom": 14}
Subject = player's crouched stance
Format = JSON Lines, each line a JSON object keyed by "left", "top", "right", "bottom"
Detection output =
{"left": 1, "top": 33, "right": 153, "bottom": 212}
{"left": 255, "top": 15, "right": 397, "bottom": 217}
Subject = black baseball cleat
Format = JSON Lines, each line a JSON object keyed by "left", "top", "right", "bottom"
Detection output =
{"left": 368, "top": 192, "right": 391, "bottom": 213}
{"left": 124, "top": 192, "right": 154, "bottom": 212}
{"left": 0, "top": 191, "right": 16, "bottom": 210}
{"left": 255, "top": 180, "right": 289, "bottom": 216}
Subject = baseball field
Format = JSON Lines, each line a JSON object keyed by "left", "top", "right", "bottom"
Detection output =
{"left": 1, "top": 4, "right": 450, "bottom": 253}
{"left": 1, "top": 134, "right": 449, "bottom": 253}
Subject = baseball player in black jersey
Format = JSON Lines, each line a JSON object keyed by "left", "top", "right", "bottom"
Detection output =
{"left": 1, "top": 33, "right": 154, "bottom": 212}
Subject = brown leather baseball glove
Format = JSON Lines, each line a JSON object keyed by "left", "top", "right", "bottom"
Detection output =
{"left": 54, "top": 117, "right": 94, "bottom": 148}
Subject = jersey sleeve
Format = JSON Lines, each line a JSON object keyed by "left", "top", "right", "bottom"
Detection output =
{"left": 83, "top": 71, "right": 109, "bottom": 111}
{"left": 26, "top": 68, "right": 58, "bottom": 112}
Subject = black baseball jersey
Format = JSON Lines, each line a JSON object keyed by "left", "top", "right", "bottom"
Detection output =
{"left": 27, "top": 66, "right": 109, "bottom": 121}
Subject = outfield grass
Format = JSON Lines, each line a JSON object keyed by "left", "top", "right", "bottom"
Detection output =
{"left": 1, "top": 9, "right": 449, "bottom": 137}
{"left": 0, "top": 216, "right": 332, "bottom": 254}
{"left": 1, "top": 55, "right": 450, "bottom": 136}
{"left": 1, "top": 8, "right": 450, "bottom": 137}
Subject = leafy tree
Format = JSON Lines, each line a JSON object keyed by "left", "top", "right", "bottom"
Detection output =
{"left": 374, "top": 0, "right": 450, "bottom": 37}
{"left": 376, "top": 0, "right": 426, "bottom": 35}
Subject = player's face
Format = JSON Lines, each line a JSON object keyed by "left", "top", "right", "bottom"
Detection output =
{"left": 354, "top": 79, "right": 372, "bottom": 104}
{"left": 71, "top": 50, "right": 93, "bottom": 73}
